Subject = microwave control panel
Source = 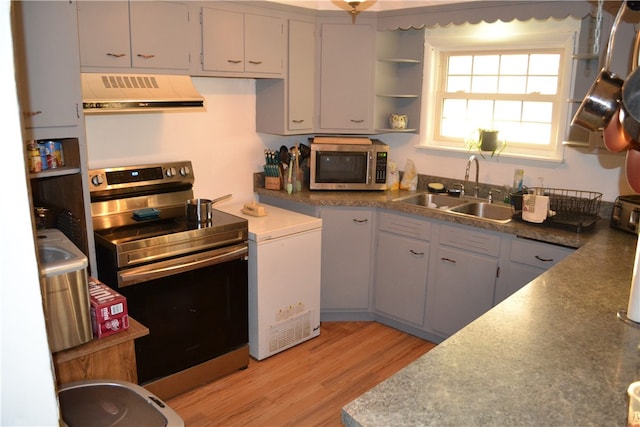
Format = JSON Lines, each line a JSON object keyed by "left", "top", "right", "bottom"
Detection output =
{"left": 375, "top": 152, "right": 388, "bottom": 184}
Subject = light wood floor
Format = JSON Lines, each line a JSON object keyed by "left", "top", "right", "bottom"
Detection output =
{"left": 166, "top": 321, "right": 436, "bottom": 426}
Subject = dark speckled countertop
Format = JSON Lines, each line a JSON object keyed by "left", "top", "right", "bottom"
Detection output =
{"left": 256, "top": 186, "right": 606, "bottom": 249}
{"left": 255, "top": 184, "right": 640, "bottom": 426}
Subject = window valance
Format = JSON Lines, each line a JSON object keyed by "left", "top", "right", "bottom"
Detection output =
{"left": 376, "top": 1, "right": 594, "bottom": 31}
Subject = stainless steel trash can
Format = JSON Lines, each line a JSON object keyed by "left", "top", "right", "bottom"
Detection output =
{"left": 58, "top": 380, "right": 184, "bottom": 427}
{"left": 36, "top": 228, "right": 92, "bottom": 352}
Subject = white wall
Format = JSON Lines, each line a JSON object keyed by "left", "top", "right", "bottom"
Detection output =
{"left": 1, "top": 1, "right": 60, "bottom": 425}
{"left": 381, "top": 132, "right": 629, "bottom": 202}
{"left": 85, "top": 76, "right": 628, "bottom": 205}
{"left": 85, "top": 77, "right": 302, "bottom": 205}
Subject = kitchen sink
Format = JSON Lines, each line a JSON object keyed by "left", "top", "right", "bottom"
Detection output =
{"left": 448, "top": 202, "right": 513, "bottom": 223}
{"left": 393, "top": 192, "right": 513, "bottom": 224}
{"left": 393, "top": 193, "right": 467, "bottom": 209}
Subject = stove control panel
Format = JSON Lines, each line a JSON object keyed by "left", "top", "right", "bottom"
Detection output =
{"left": 88, "top": 161, "right": 194, "bottom": 194}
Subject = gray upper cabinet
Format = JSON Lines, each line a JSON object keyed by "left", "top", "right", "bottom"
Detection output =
{"left": 77, "top": 1, "right": 191, "bottom": 72}
{"left": 13, "top": 1, "right": 81, "bottom": 130}
{"left": 256, "top": 18, "right": 315, "bottom": 135}
{"left": 201, "top": 7, "right": 284, "bottom": 77}
{"left": 287, "top": 20, "right": 316, "bottom": 132}
{"left": 318, "top": 22, "right": 375, "bottom": 133}
{"left": 375, "top": 29, "right": 424, "bottom": 133}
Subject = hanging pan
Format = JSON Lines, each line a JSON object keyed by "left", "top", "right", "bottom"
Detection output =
{"left": 571, "top": 0, "right": 627, "bottom": 132}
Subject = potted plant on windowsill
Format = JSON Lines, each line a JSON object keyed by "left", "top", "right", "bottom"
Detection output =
{"left": 465, "top": 128, "right": 506, "bottom": 159}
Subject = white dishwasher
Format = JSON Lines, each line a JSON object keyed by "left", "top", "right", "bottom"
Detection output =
{"left": 218, "top": 202, "right": 322, "bottom": 360}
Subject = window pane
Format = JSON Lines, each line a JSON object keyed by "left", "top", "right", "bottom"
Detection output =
{"left": 498, "top": 76, "right": 526, "bottom": 94}
{"left": 447, "top": 76, "right": 470, "bottom": 92}
{"left": 527, "top": 76, "right": 558, "bottom": 94}
{"left": 468, "top": 100, "right": 494, "bottom": 122}
{"left": 473, "top": 55, "right": 499, "bottom": 74}
{"left": 441, "top": 119, "right": 473, "bottom": 138}
{"left": 529, "top": 54, "right": 560, "bottom": 75}
{"left": 442, "top": 99, "right": 467, "bottom": 118}
{"left": 523, "top": 101, "right": 553, "bottom": 123}
{"left": 500, "top": 55, "right": 529, "bottom": 74}
{"left": 448, "top": 56, "right": 472, "bottom": 74}
{"left": 494, "top": 100, "right": 522, "bottom": 121}
{"left": 472, "top": 76, "right": 498, "bottom": 93}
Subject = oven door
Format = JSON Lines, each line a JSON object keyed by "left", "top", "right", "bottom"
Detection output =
{"left": 97, "top": 244, "right": 248, "bottom": 385}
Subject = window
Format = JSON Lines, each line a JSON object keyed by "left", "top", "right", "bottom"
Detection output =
{"left": 422, "top": 18, "right": 581, "bottom": 161}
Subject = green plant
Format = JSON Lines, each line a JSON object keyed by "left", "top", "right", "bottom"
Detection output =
{"left": 464, "top": 128, "right": 506, "bottom": 159}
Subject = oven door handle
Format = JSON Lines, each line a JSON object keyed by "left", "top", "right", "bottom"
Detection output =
{"left": 117, "top": 245, "right": 248, "bottom": 287}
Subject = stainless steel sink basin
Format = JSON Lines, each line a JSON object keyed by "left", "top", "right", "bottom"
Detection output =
{"left": 448, "top": 202, "right": 513, "bottom": 223}
{"left": 393, "top": 192, "right": 513, "bottom": 223}
{"left": 393, "top": 193, "right": 467, "bottom": 209}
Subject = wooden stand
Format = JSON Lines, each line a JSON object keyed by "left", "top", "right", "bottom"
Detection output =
{"left": 265, "top": 176, "right": 281, "bottom": 190}
{"left": 52, "top": 317, "right": 149, "bottom": 385}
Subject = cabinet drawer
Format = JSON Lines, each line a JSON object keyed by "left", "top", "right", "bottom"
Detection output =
{"left": 439, "top": 224, "right": 500, "bottom": 257}
{"left": 510, "top": 238, "right": 572, "bottom": 269}
{"left": 378, "top": 212, "right": 430, "bottom": 240}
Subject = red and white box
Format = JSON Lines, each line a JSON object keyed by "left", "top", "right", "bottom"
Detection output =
{"left": 88, "top": 277, "right": 129, "bottom": 339}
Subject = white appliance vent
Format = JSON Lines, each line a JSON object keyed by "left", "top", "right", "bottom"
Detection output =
{"left": 269, "top": 309, "right": 312, "bottom": 354}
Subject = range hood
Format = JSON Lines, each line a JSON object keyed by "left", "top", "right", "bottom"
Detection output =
{"left": 81, "top": 73, "right": 205, "bottom": 114}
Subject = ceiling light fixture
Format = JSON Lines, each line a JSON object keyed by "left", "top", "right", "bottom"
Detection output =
{"left": 344, "top": 0, "right": 365, "bottom": 24}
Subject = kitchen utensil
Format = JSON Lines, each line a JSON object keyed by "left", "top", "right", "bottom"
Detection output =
{"left": 603, "top": 109, "right": 632, "bottom": 152}
{"left": 286, "top": 159, "right": 293, "bottom": 194}
{"left": 571, "top": 0, "right": 626, "bottom": 131}
{"left": 185, "top": 194, "right": 231, "bottom": 223}
{"left": 626, "top": 148, "right": 640, "bottom": 193}
{"left": 619, "top": 28, "right": 640, "bottom": 142}
{"left": 186, "top": 199, "right": 213, "bottom": 223}
{"left": 294, "top": 143, "right": 302, "bottom": 192}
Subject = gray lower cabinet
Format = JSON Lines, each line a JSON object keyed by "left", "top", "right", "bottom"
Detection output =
{"left": 498, "top": 237, "right": 573, "bottom": 303}
{"left": 374, "top": 212, "right": 431, "bottom": 327}
{"left": 318, "top": 207, "right": 374, "bottom": 317}
{"left": 427, "top": 223, "right": 500, "bottom": 338}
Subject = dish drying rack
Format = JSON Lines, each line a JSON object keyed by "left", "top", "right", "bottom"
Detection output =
{"left": 527, "top": 187, "right": 602, "bottom": 232}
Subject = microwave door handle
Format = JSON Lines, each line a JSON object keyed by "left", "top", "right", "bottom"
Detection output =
{"left": 367, "top": 152, "right": 373, "bottom": 184}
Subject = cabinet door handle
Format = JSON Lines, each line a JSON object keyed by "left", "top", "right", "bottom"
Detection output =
{"left": 534, "top": 255, "right": 554, "bottom": 263}
{"left": 353, "top": 218, "right": 368, "bottom": 224}
{"left": 292, "top": 119, "right": 305, "bottom": 123}
{"left": 137, "top": 54, "right": 156, "bottom": 59}
{"left": 248, "top": 60, "right": 263, "bottom": 65}
{"left": 410, "top": 250, "right": 425, "bottom": 256}
{"left": 107, "top": 53, "right": 127, "bottom": 58}
{"left": 350, "top": 119, "right": 365, "bottom": 123}
{"left": 227, "top": 59, "right": 242, "bottom": 64}
{"left": 440, "top": 257, "right": 456, "bottom": 264}
{"left": 23, "top": 110, "right": 42, "bottom": 117}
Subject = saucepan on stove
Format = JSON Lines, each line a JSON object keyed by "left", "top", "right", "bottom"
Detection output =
{"left": 186, "top": 194, "right": 232, "bottom": 223}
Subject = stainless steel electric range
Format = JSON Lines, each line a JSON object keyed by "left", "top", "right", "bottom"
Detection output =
{"left": 88, "top": 160, "right": 249, "bottom": 399}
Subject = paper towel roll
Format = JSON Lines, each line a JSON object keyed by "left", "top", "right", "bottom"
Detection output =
{"left": 627, "top": 238, "right": 640, "bottom": 323}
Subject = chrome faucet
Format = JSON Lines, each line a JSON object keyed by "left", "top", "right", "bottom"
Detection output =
{"left": 464, "top": 155, "right": 480, "bottom": 198}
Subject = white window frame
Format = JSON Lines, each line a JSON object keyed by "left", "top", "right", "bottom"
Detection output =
{"left": 420, "top": 18, "right": 581, "bottom": 162}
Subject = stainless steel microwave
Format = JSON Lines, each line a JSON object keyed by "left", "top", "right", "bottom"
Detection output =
{"left": 310, "top": 140, "right": 389, "bottom": 190}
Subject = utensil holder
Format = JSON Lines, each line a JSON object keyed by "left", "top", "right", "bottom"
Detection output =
{"left": 292, "top": 169, "right": 304, "bottom": 193}
{"left": 265, "top": 176, "right": 281, "bottom": 190}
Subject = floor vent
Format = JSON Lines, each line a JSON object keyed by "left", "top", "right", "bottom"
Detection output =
{"left": 269, "top": 309, "right": 312, "bottom": 354}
